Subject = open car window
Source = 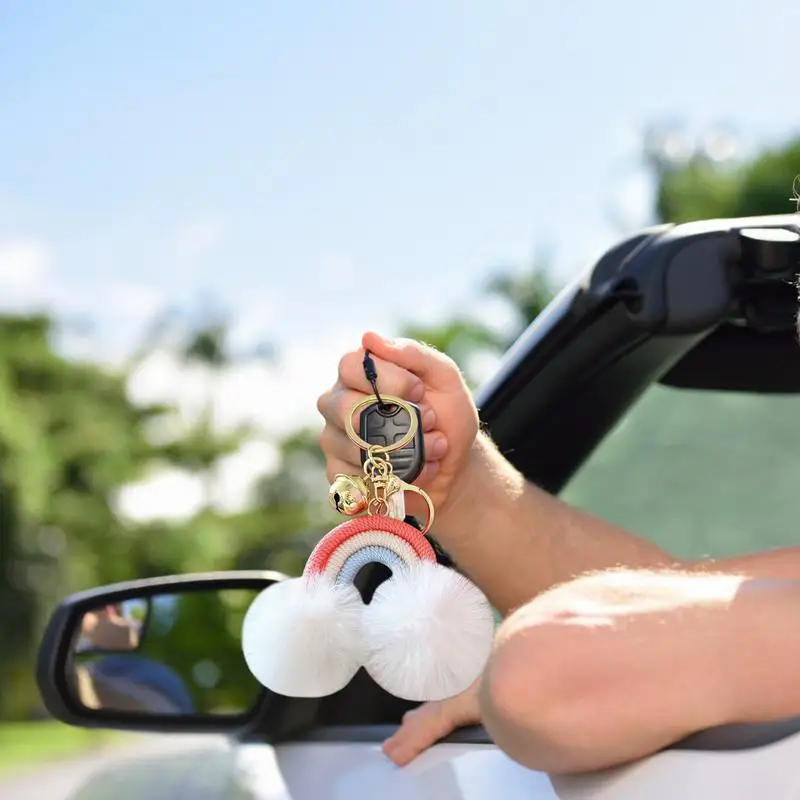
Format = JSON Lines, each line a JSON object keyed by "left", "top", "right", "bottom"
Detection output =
{"left": 561, "top": 384, "right": 800, "bottom": 559}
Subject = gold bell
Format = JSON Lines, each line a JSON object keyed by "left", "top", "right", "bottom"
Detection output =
{"left": 328, "top": 474, "right": 370, "bottom": 516}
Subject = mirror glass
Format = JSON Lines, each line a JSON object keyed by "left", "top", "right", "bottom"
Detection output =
{"left": 75, "top": 599, "right": 149, "bottom": 654}
{"left": 68, "top": 588, "right": 263, "bottom": 717}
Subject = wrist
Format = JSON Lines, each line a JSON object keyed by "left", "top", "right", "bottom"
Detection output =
{"left": 452, "top": 677, "right": 482, "bottom": 725}
{"left": 436, "top": 432, "right": 524, "bottom": 541}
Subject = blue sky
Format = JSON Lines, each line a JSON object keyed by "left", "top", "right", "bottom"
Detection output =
{"left": 1, "top": 1, "right": 798, "bottom": 517}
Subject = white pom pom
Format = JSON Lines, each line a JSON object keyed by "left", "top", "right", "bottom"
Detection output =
{"left": 241, "top": 576, "right": 363, "bottom": 697}
{"left": 360, "top": 562, "right": 495, "bottom": 701}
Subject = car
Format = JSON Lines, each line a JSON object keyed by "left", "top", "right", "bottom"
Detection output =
{"left": 37, "top": 211, "right": 800, "bottom": 799}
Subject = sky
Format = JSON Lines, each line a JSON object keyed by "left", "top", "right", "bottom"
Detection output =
{"left": 1, "top": 0, "right": 798, "bottom": 520}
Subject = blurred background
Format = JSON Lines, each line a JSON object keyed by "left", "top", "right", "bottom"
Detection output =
{"left": 1, "top": 0, "right": 799, "bottom": 785}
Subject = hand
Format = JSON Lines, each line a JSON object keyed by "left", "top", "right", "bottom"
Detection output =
{"left": 317, "top": 332, "right": 479, "bottom": 519}
{"left": 382, "top": 680, "right": 482, "bottom": 766}
{"left": 80, "top": 608, "right": 139, "bottom": 650}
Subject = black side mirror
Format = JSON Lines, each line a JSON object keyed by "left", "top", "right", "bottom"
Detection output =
{"left": 37, "top": 571, "right": 286, "bottom": 734}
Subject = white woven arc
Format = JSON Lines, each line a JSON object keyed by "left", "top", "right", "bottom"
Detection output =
{"left": 241, "top": 575, "right": 363, "bottom": 698}
{"left": 321, "top": 529, "right": 420, "bottom": 581}
{"left": 360, "top": 560, "right": 495, "bottom": 702}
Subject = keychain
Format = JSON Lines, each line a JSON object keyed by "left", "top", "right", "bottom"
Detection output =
{"left": 241, "top": 359, "right": 495, "bottom": 702}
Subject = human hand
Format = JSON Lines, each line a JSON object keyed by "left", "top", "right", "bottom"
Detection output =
{"left": 317, "top": 332, "right": 479, "bottom": 520}
{"left": 382, "top": 680, "right": 481, "bottom": 766}
{"left": 79, "top": 607, "right": 139, "bottom": 650}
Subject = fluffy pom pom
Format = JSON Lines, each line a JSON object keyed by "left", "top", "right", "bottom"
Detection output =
{"left": 360, "top": 562, "right": 495, "bottom": 701}
{"left": 241, "top": 576, "right": 363, "bottom": 697}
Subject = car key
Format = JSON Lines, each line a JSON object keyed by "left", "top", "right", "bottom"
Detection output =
{"left": 358, "top": 397, "right": 454, "bottom": 562}
{"left": 358, "top": 397, "right": 425, "bottom": 524}
{"left": 354, "top": 354, "right": 452, "bottom": 562}
{"left": 358, "top": 399, "right": 425, "bottom": 484}
{"left": 359, "top": 350, "right": 425, "bottom": 484}
{"left": 358, "top": 350, "right": 425, "bottom": 524}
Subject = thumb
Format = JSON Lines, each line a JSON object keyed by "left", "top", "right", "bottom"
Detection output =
{"left": 362, "top": 332, "right": 465, "bottom": 391}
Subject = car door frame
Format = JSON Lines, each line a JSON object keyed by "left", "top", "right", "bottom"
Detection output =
{"left": 238, "top": 213, "right": 800, "bottom": 752}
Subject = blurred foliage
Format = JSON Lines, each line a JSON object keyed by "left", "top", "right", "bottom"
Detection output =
{"left": 656, "top": 136, "right": 800, "bottom": 223}
{"left": 402, "top": 262, "right": 555, "bottom": 387}
{"left": 401, "top": 317, "right": 506, "bottom": 370}
{"left": 0, "top": 315, "right": 177, "bottom": 719}
{"left": 3, "top": 128, "right": 799, "bottom": 723}
{"left": 0, "top": 313, "right": 307, "bottom": 720}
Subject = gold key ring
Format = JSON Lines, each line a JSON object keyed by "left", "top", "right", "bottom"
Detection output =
{"left": 399, "top": 481, "right": 435, "bottom": 536}
{"left": 344, "top": 395, "right": 419, "bottom": 454}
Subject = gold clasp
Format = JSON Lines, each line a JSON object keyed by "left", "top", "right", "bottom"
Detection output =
{"left": 332, "top": 393, "right": 435, "bottom": 534}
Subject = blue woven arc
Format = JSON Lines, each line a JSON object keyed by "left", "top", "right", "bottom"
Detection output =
{"left": 335, "top": 545, "right": 409, "bottom": 585}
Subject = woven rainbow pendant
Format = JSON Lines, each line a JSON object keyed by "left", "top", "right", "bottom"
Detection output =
{"left": 242, "top": 514, "right": 494, "bottom": 701}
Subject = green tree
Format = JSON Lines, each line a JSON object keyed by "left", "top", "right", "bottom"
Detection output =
{"left": 400, "top": 318, "right": 506, "bottom": 369}
{"left": 401, "top": 262, "right": 555, "bottom": 387}
{"left": 0, "top": 306, "right": 281, "bottom": 720}
{"left": 131, "top": 298, "right": 276, "bottom": 511}
{"left": 0, "top": 315, "right": 175, "bottom": 718}
{"left": 656, "top": 136, "right": 800, "bottom": 223}
{"left": 235, "top": 427, "right": 335, "bottom": 577}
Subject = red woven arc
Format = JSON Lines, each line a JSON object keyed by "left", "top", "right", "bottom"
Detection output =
{"left": 303, "top": 516, "right": 436, "bottom": 577}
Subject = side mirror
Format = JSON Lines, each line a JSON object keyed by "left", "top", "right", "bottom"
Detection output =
{"left": 37, "top": 571, "right": 286, "bottom": 734}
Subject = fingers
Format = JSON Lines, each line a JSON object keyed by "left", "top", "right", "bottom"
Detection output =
{"left": 337, "top": 348, "right": 425, "bottom": 402}
{"left": 382, "top": 683, "right": 483, "bottom": 767}
{"left": 324, "top": 457, "right": 440, "bottom": 490}
{"left": 382, "top": 702, "right": 454, "bottom": 767}
{"left": 317, "top": 387, "right": 438, "bottom": 435}
{"left": 316, "top": 333, "right": 460, "bottom": 485}
{"left": 362, "top": 332, "right": 465, "bottom": 391}
{"left": 318, "top": 425, "right": 447, "bottom": 483}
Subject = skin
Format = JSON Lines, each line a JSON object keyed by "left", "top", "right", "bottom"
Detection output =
{"left": 317, "top": 331, "right": 800, "bottom": 772}
{"left": 80, "top": 605, "right": 141, "bottom": 651}
{"left": 382, "top": 679, "right": 482, "bottom": 767}
{"left": 481, "top": 569, "right": 800, "bottom": 774}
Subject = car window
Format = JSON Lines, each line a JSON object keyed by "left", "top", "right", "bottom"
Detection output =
{"left": 560, "top": 384, "right": 800, "bottom": 560}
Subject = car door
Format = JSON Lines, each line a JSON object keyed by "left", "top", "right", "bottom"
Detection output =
{"left": 219, "top": 212, "right": 800, "bottom": 800}
{"left": 57, "top": 213, "right": 800, "bottom": 799}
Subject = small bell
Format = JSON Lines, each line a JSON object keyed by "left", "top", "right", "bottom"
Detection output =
{"left": 328, "top": 474, "right": 369, "bottom": 516}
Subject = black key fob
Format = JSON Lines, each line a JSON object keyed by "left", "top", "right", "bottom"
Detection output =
{"left": 359, "top": 400, "right": 425, "bottom": 484}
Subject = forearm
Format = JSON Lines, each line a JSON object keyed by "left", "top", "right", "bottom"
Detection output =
{"left": 435, "top": 434, "right": 679, "bottom": 614}
{"left": 690, "top": 547, "right": 800, "bottom": 580}
{"left": 480, "top": 570, "right": 800, "bottom": 774}
{"left": 433, "top": 432, "right": 800, "bottom": 614}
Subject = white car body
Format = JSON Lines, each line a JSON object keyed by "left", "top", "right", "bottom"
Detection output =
{"left": 61, "top": 215, "right": 800, "bottom": 799}
{"left": 74, "top": 733, "right": 800, "bottom": 799}
{"left": 264, "top": 737, "right": 800, "bottom": 799}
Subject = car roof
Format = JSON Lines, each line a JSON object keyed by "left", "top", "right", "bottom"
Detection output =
{"left": 473, "top": 213, "right": 800, "bottom": 493}
{"left": 240, "top": 214, "right": 800, "bottom": 747}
